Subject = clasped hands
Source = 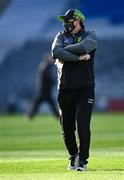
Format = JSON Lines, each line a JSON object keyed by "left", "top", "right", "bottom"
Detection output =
{"left": 79, "top": 54, "right": 90, "bottom": 61}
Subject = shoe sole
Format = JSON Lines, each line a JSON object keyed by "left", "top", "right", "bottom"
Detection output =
{"left": 68, "top": 166, "right": 77, "bottom": 170}
{"left": 76, "top": 167, "right": 87, "bottom": 171}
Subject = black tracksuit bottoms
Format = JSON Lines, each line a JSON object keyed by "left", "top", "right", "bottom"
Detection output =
{"left": 58, "top": 86, "right": 95, "bottom": 163}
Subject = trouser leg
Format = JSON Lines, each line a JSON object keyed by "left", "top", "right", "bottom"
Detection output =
{"left": 28, "top": 94, "right": 43, "bottom": 118}
{"left": 47, "top": 96, "right": 59, "bottom": 118}
{"left": 76, "top": 88, "right": 95, "bottom": 163}
{"left": 58, "top": 91, "right": 78, "bottom": 156}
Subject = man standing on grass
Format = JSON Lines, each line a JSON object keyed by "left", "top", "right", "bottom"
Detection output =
{"left": 27, "top": 52, "right": 59, "bottom": 120}
{"left": 51, "top": 9, "right": 97, "bottom": 171}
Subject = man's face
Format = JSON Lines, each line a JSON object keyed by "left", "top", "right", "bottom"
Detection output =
{"left": 64, "top": 19, "right": 76, "bottom": 33}
{"left": 63, "top": 18, "right": 80, "bottom": 34}
{"left": 68, "top": 19, "right": 77, "bottom": 25}
{"left": 64, "top": 19, "right": 76, "bottom": 27}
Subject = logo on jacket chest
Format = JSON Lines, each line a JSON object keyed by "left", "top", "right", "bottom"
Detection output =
{"left": 77, "top": 37, "right": 82, "bottom": 43}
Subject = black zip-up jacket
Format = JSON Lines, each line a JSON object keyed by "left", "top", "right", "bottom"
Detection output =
{"left": 51, "top": 29, "right": 97, "bottom": 90}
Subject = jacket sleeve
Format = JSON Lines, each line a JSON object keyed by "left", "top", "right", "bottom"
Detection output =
{"left": 51, "top": 32, "right": 80, "bottom": 62}
{"left": 63, "top": 31, "right": 97, "bottom": 55}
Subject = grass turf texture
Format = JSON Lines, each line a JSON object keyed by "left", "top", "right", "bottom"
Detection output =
{"left": 0, "top": 113, "right": 124, "bottom": 180}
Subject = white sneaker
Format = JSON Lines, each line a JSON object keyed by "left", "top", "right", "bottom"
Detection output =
{"left": 68, "top": 154, "right": 79, "bottom": 170}
{"left": 76, "top": 163, "right": 87, "bottom": 172}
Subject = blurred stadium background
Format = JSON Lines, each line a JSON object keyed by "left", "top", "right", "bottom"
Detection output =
{"left": 0, "top": 0, "right": 124, "bottom": 114}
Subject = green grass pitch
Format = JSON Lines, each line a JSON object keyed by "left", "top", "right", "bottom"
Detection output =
{"left": 0, "top": 113, "right": 124, "bottom": 180}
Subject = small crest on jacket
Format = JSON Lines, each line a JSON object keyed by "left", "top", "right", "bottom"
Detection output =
{"left": 77, "top": 37, "right": 82, "bottom": 43}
